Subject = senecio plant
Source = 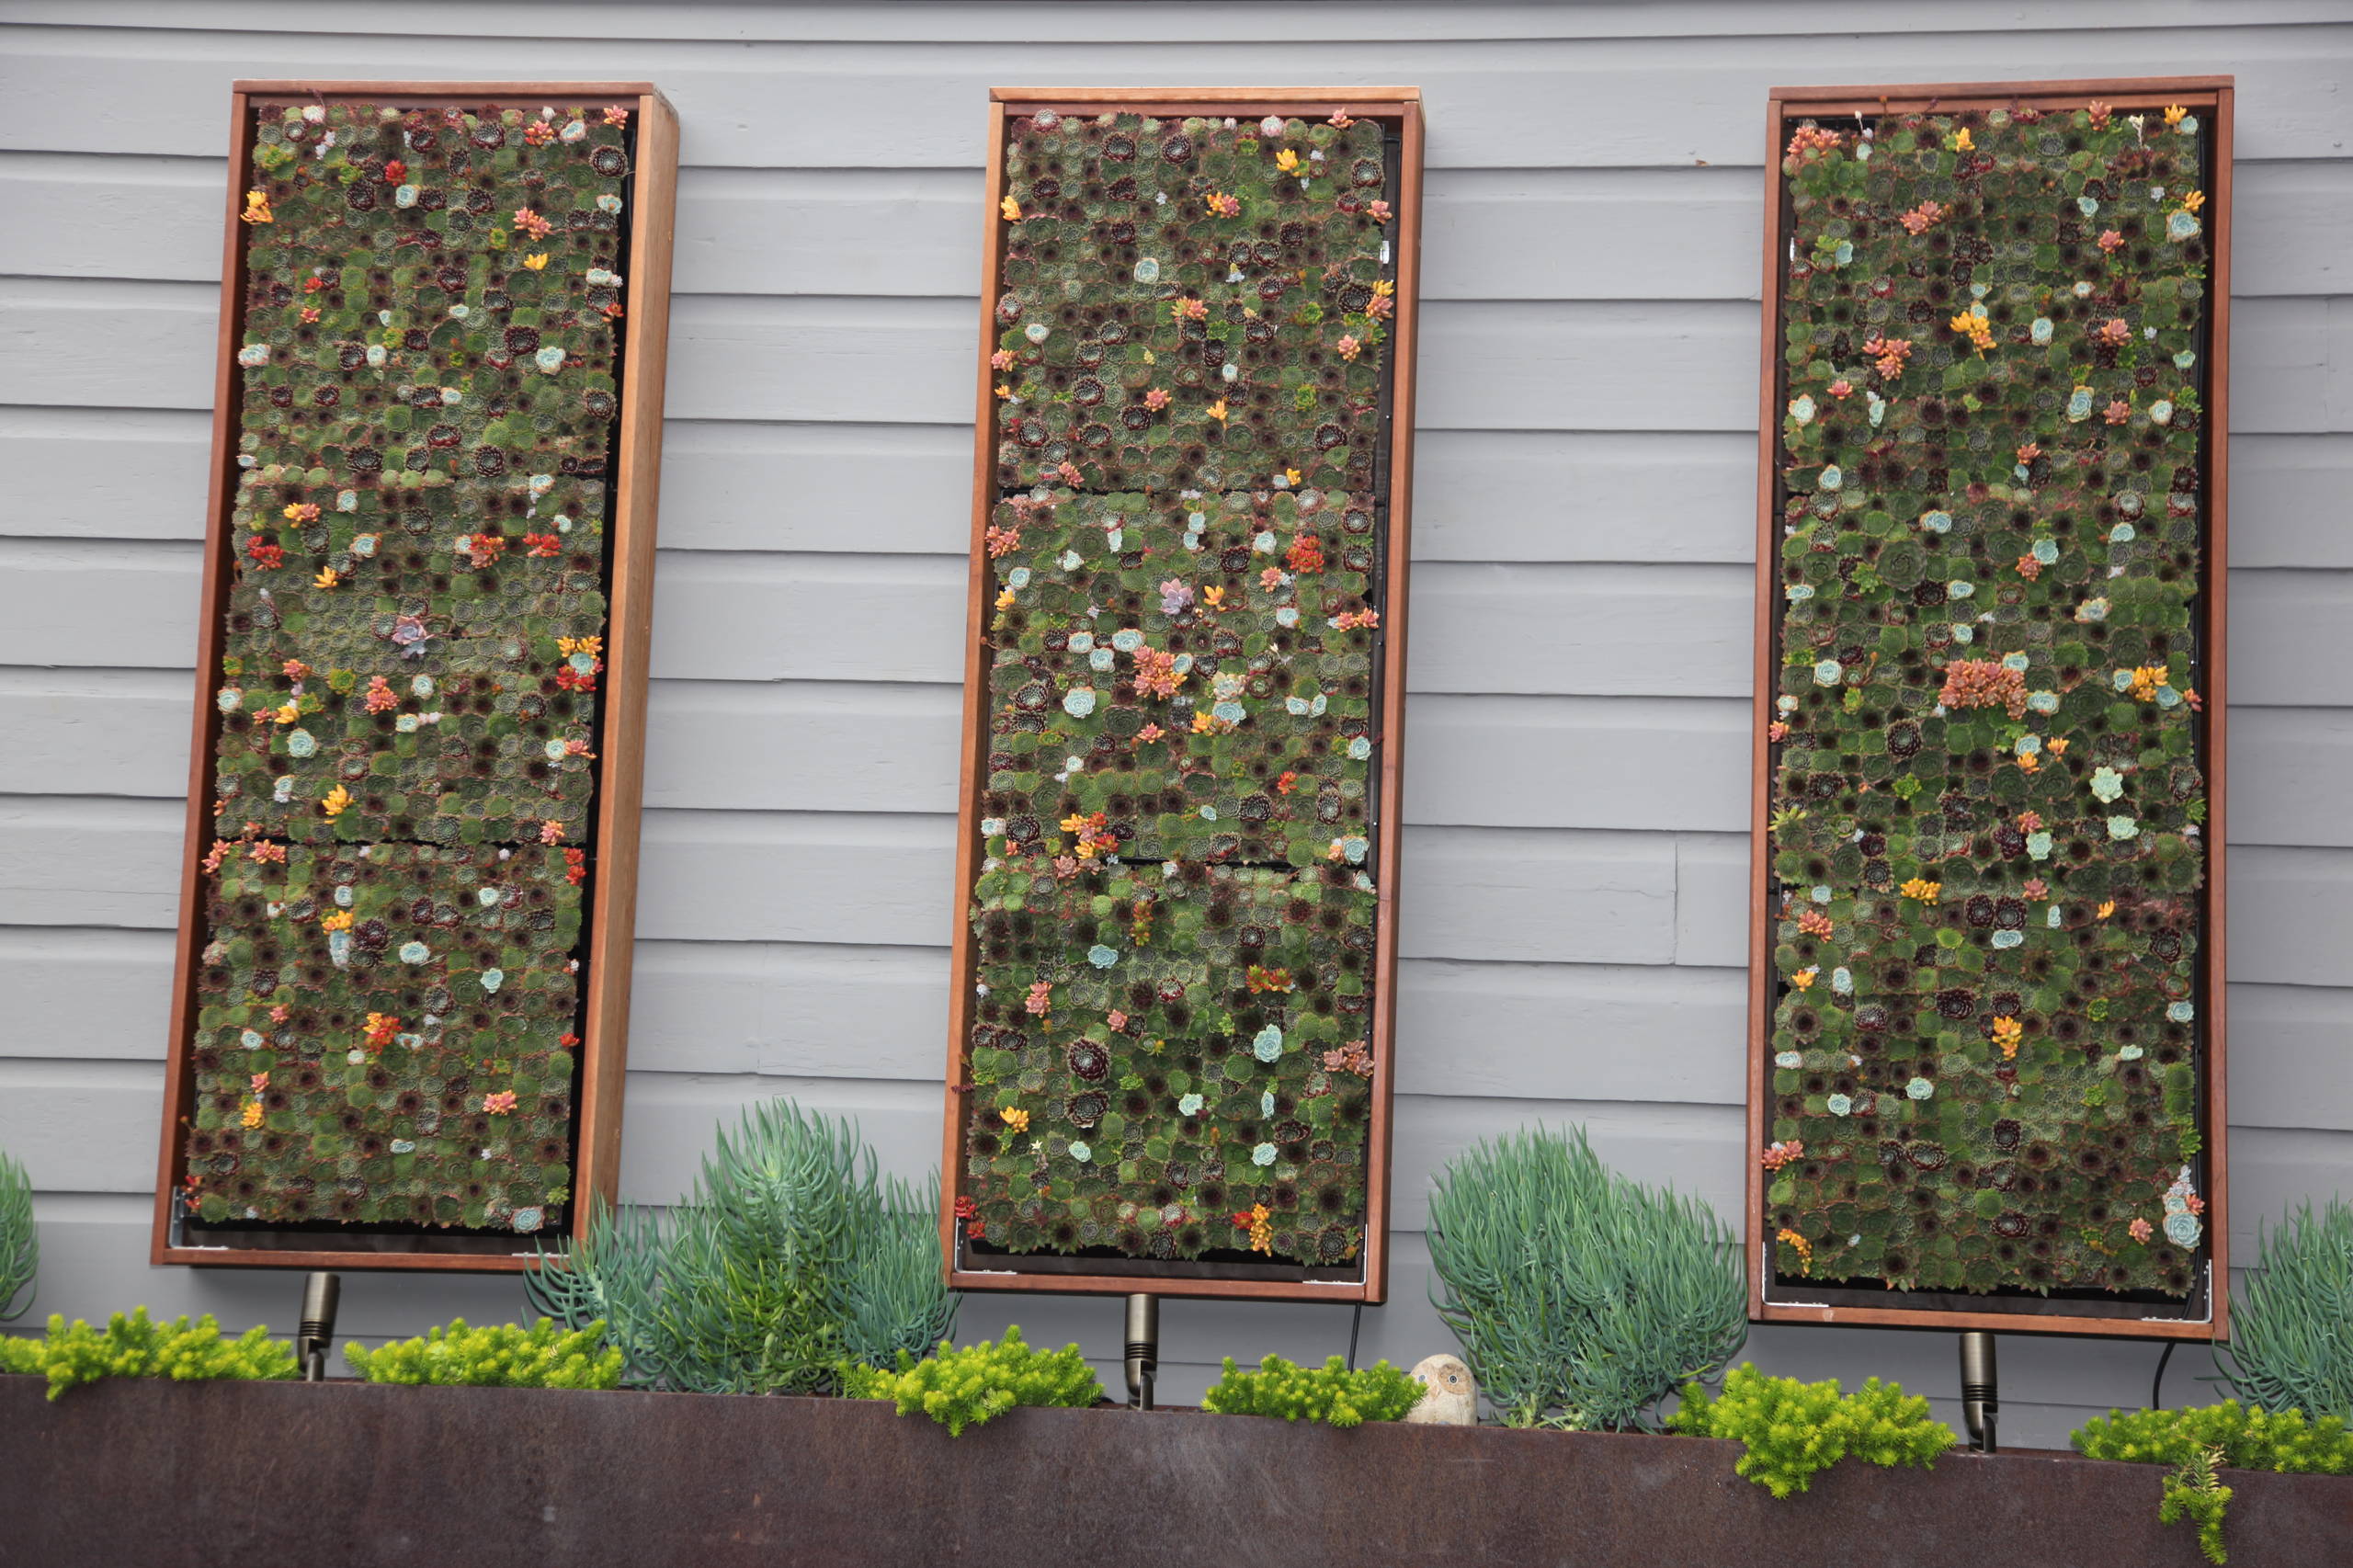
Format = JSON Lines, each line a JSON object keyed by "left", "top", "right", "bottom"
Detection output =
{"left": 1670, "top": 1364, "right": 1955, "bottom": 1498}
{"left": 1427, "top": 1125, "right": 1746, "bottom": 1429}
{"left": 0, "top": 1147, "right": 35, "bottom": 1321}
{"left": 2216, "top": 1197, "right": 2353, "bottom": 1420}
{"left": 2073, "top": 1401, "right": 2353, "bottom": 1565}
{"left": 0, "top": 1309, "right": 298, "bottom": 1403}
{"left": 345, "top": 1317, "right": 621, "bottom": 1389}
{"left": 529, "top": 1099, "right": 956, "bottom": 1394}
{"left": 1201, "top": 1353, "right": 1421, "bottom": 1427}
{"left": 1766, "top": 101, "right": 2217, "bottom": 1299}
{"left": 844, "top": 1326, "right": 1103, "bottom": 1437}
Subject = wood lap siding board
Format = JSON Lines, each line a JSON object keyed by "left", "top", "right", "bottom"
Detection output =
{"left": 146, "top": 83, "right": 677, "bottom": 1270}
{"left": 0, "top": 2, "right": 2348, "bottom": 1441}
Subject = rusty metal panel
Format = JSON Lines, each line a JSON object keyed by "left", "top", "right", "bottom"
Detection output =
{"left": 3, "top": 1375, "right": 2348, "bottom": 1566}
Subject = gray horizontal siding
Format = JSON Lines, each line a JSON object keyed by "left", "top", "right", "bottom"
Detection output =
{"left": 1, "top": 2, "right": 2347, "bottom": 1448}
{"left": 13, "top": 279, "right": 2353, "bottom": 431}
{"left": 6, "top": 18, "right": 2352, "bottom": 165}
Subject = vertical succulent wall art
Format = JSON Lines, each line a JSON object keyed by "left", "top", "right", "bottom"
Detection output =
{"left": 1749, "top": 80, "right": 2232, "bottom": 1335}
{"left": 944, "top": 90, "right": 1423, "bottom": 1300}
{"left": 154, "top": 85, "right": 678, "bottom": 1269}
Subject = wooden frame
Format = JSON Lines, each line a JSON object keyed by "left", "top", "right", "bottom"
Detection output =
{"left": 150, "top": 81, "right": 680, "bottom": 1272}
{"left": 940, "top": 86, "right": 1424, "bottom": 1302}
{"left": 1745, "top": 78, "right": 2233, "bottom": 1338}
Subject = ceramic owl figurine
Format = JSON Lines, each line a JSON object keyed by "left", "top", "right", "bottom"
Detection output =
{"left": 1404, "top": 1353, "right": 1477, "bottom": 1425}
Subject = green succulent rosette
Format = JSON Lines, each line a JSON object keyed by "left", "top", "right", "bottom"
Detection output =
{"left": 1765, "top": 103, "right": 2213, "bottom": 1298}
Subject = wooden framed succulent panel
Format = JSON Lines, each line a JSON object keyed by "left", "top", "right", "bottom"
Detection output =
{"left": 1747, "top": 79, "right": 2233, "bottom": 1337}
{"left": 151, "top": 82, "right": 679, "bottom": 1271}
{"left": 941, "top": 87, "right": 1423, "bottom": 1302}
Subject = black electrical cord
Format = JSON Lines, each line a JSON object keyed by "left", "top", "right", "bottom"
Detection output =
{"left": 1347, "top": 1301, "right": 1363, "bottom": 1371}
{"left": 2153, "top": 1339, "right": 2176, "bottom": 1410}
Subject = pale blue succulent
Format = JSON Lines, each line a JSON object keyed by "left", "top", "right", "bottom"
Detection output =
{"left": 1906, "top": 1078, "right": 1935, "bottom": 1100}
{"left": 2165, "top": 1211, "right": 2203, "bottom": 1247}
{"left": 1252, "top": 1025, "right": 1284, "bottom": 1062}
{"left": 1992, "top": 930, "right": 2024, "bottom": 949}
{"left": 1252, "top": 1142, "right": 1278, "bottom": 1166}
{"left": 2109, "top": 815, "right": 2141, "bottom": 840}
{"left": 1825, "top": 1094, "right": 1854, "bottom": 1117}
{"left": 2090, "top": 766, "right": 2126, "bottom": 803}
